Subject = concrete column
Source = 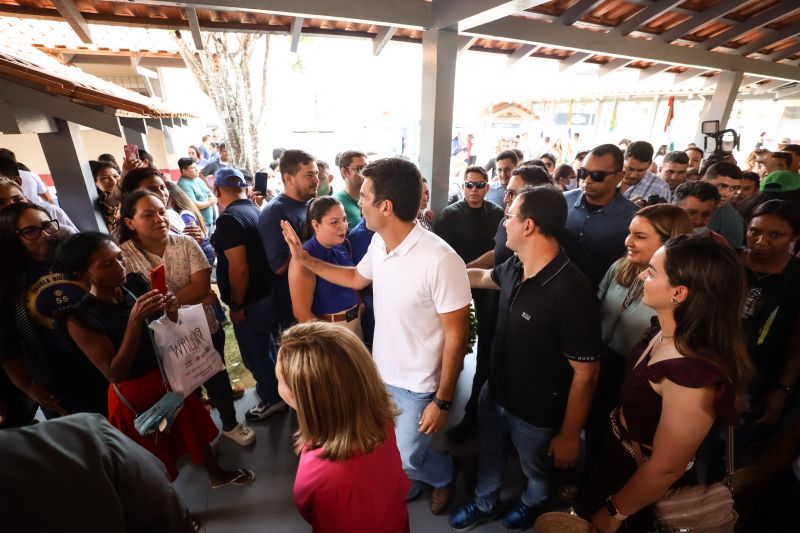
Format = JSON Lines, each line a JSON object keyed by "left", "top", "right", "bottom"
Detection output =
{"left": 419, "top": 28, "right": 458, "bottom": 214}
{"left": 37, "top": 118, "right": 105, "bottom": 232}
{"left": 694, "top": 70, "right": 743, "bottom": 147}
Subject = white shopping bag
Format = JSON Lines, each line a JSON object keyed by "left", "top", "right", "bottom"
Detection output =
{"left": 148, "top": 304, "right": 224, "bottom": 397}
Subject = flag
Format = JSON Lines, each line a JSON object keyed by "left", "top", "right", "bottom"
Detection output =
{"left": 664, "top": 95, "right": 675, "bottom": 132}
{"left": 609, "top": 99, "right": 618, "bottom": 132}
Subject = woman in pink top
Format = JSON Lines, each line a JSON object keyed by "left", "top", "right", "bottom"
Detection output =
{"left": 276, "top": 322, "right": 410, "bottom": 533}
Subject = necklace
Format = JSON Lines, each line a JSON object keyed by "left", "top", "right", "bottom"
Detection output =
{"left": 659, "top": 332, "right": 674, "bottom": 343}
{"left": 744, "top": 251, "right": 789, "bottom": 281}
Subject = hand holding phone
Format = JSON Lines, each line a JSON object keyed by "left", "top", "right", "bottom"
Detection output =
{"left": 149, "top": 264, "right": 168, "bottom": 295}
{"left": 124, "top": 144, "right": 139, "bottom": 163}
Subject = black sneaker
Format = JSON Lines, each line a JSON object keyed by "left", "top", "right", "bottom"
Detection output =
{"left": 449, "top": 500, "right": 500, "bottom": 531}
{"left": 501, "top": 501, "right": 545, "bottom": 530}
{"left": 445, "top": 417, "right": 478, "bottom": 443}
{"left": 245, "top": 400, "right": 288, "bottom": 422}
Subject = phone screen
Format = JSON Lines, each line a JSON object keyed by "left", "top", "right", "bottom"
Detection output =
{"left": 254, "top": 172, "right": 268, "bottom": 195}
{"left": 124, "top": 144, "right": 139, "bottom": 162}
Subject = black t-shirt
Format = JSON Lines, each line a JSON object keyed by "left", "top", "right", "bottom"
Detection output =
{"left": 435, "top": 200, "right": 505, "bottom": 264}
{"left": 742, "top": 256, "right": 800, "bottom": 398}
{"left": 212, "top": 199, "right": 273, "bottom": 305}
{"left": 489, "top": 252, "right": 602, "bottom": 427}
{"left": 493, "top": 219, "right": 514, "bottom": 267}
{"left": 71, "top": 274, "right": 158, "bottom": 382}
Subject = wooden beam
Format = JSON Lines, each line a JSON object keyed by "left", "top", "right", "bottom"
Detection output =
{"left": 660, "top": 0, "right": 750, "bottom": 43}
{"left": 612, "top": 0, "right": 684, "bottom": 37}
{"left": 185, "top": 7, "right": 204, "bottom": 51}
{"left": 753, "top": 79, "right": 793, "bottom": 95}
{"left": 290, "top": 16, "right": 303, "bottom": 53}
{"left": 768, "top": 41, "right": 800, "bottom": 62}
{"left": 559, "top": 0, "right": 605, "bottom": 26}
{"left": 457, "top": 35, "right": 479, "bottom": 57}
{"left": 465, "top": 16, "right": 800, "bottom": 82}
{"left": 559, "top": 51, "right": 591, "bottom": 73}
{"left": 598, "top": 57, "right": 632, "bottom": 76}
{"left": 673, "top": 68, "right": 706, "bottom": 85}
{"left": 775, "top": 84, "right": 800, "bottom": 99}
{"left": 373, "top": 25, "right": 397, "bottom": 56}
{"left": 508, "top": 44, "right": 537, "bottom": 66}
{"left": 432, "top": 0, "right": 548, "bottom": 32}
{"left": 736, "top": 26, "right": 800, "bottom": 57}
{"left": 639, "top": 64, "right": 673, "bottom": 81}
{"left": 702, "top": 3, "right": 800, "bottom": 51}
{"left": 50, "top": 0, "right": 93, "bottom": 44}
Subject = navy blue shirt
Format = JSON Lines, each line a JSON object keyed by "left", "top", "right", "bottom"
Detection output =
{"left": 493, "top": 219, "right": 513, "bottom": 267}
{"left": 258, "top": 193, "right": 309, "bottom": 325}
{"left": 348, "top": 218, "right": 375, "bottom": 264}
{"left": 302, "top": 236, "right": 359, "bottom": 315}
{"left": 489, "top": 252, "right": 601, "bottom": 427}
{"left": 561, "top": 189, "right": 638, "bottom": 290}
{"left": 212, "top": 199, "right": 272, "bottom": 305}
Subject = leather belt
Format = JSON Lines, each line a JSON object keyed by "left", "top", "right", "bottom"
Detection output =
{"left": 319, "top": 305, "right": 359, "bottom": 323}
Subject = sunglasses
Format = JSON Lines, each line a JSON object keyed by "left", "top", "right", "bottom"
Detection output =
{"left": 464, "top": 181, "right": 488, "bottom": 190}
{"left": 577, "top": 168, "right": 618, "bottom": 182}
{"left": 16, "top": 219, "right": 60, "bottom": 241}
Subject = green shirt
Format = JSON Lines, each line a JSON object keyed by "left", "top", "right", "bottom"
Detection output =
{"left": 334, "top": 190, "right": 362, "bottom": 230}
{"left": 177, "top": 176, "right": 213, "bottom": 227}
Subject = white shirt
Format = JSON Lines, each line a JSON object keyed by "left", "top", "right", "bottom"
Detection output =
{"left": 357, "top": 223, "right": 471, "bottom": 393}
{"left": 41, "top": 202, "right": 78, "bottom": 234}
{"left": 19, "top": 169, "right": 50, "bottom": 206}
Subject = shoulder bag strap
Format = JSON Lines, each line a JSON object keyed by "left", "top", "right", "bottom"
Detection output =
{"left": 112, "top": 383, "right": 139, "bottom": 416}
{"left": 725, "top": 426, "right": 735, "bottom": 490}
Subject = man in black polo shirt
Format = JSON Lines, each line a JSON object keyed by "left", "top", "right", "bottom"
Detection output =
{"left": 212, "top": 168, "right": 286, "bottom": 422}
{"left": 450, "top": 185, "right": 601, "bottom": 531}
{"left": 435, "top": 166, "right": 504, "bottom": 443}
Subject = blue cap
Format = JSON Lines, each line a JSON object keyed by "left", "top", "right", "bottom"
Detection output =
{"left": 213, "top": 167, "right": 247, "bottom": 188}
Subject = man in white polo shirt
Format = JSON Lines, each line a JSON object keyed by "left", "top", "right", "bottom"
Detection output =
{"left": 281, "top": 157, "right": 471, "bottom": 515}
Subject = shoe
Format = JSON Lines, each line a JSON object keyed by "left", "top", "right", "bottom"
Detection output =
{"left": 210, "top": 468, "right": 255, "bottom": 489}
{"left": 222, "top": 423, "right": 256, "bottom": 446}
{"left": 245, "top": 400, "right": 288, "bottom": 422}
{"left": 501, "top": 501, "right": 544, "bottom": 530}
{"left": 446, "top": 417, "right": 478, "bottom": 443}
{"left": 431, "top": 455, "right": 459, "bottom": 515}
{"left": 449, "top": 500, "right": 501, "bottom": 531}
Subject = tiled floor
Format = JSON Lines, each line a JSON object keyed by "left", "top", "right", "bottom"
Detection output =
{"left": 174, "top": 350, "right": 535, "bottom": 532}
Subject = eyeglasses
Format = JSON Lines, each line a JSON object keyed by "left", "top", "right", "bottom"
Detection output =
{"left": 503, "top": 188, "right": 519, "bottom": 199}
{"left": 347, "top": 166, "right": 366, "bottom": 174}
{"left": 504, "top": 213, "right": 520, "bottom": 221}
{"left": 16, "top": 219, "right": 59, "bottom": 241}
{"left": 577, "top": 168, "right": 617, "bottom": 183}
{"left": 464, "top": 181, "right": 488, "bottom": 190}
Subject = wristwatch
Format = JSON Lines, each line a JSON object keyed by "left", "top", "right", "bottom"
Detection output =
{"left": 229, "top": 302, "right": 244, "bottom": 312}
{"left": 604, "top": 496, "right": 628, "bottom": 521}
{"left": 432, "top": 396, "right": 452, "bottom": 411}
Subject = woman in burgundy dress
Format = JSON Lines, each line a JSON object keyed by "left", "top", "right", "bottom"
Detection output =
{"left": 580, "top": 235, "right": 752, "bottom": 533}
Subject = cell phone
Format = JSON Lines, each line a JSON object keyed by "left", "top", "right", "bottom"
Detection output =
{"left": 254, "top": 171, "right": 268, "bottom": 196}
{"left": 124, "top": 144, "right": 139, "bottom": 162}
{"left": 149, "top": 264, "right": 168, "bottom": 294}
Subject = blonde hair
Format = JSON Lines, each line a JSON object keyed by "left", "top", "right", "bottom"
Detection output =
{"left": 278, "top": 322, "right": 399, "bottom": 461}
{"left": 614, "top": 204, "right": 693, "bottom": 288}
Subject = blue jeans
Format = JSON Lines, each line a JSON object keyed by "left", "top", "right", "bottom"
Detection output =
{"left": 231, "top": 295, "right": 280, "bottom": 404}
{"left": 388, "top": 384, "right": 454, "bottom": 489}
{"left": 474, "top": 384, "right": 555, "bottom": 511}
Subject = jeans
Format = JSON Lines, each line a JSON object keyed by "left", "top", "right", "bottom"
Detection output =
{"left": 474, "top": 384, "right": 555, "bottom": 511}
{"left": 231, "top": 295, "right": 280, "bottom": 404}
{"left": 464, "top": 289, "right": 499, "bottom": 421}
{"left": 202, "top": 327, "right": 237, "bottom": 431}
{"left": 388, "top": 384, "right": 454, "bottom": 489}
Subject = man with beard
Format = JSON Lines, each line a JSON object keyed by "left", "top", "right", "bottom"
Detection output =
{"left": 258, "top": 150, "right": 320, "bottom": 332}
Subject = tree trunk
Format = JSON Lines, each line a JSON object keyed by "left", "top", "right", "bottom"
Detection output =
{"left": 173, "top": 30, "right": 269, "bottom": 173}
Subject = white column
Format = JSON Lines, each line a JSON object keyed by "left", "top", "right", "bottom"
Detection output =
{"left": 419, "top": 28, "right": 458, "bottom": 214}
{"left": 694, "top": 70, "right": 743, "bottom": 147}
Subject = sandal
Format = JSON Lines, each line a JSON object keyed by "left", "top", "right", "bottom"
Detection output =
{"left": 211, "top": 468, "right": 255, "bottom": 489}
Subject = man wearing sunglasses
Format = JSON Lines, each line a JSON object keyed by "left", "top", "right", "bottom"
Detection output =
{"left": 563, "top": 144, "right": 638, "bottom": 290}
{"left": 435, "top": 166, "right": 504, "bottom": 444}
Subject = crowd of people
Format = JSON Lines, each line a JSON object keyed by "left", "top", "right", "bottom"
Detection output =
{"left": 0, "top": 132, "right": 798, "bottom": 533}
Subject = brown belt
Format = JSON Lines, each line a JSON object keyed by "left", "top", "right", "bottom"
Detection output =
{"left": 319, "top": 305, "right": 359, "bottom": 323}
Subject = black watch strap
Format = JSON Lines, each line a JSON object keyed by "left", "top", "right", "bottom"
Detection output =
{"left": 433, "top": 396, "right": 452, "bottom": 411}
{"left": 229, "top": 302, "right": 244, "bottom": 312}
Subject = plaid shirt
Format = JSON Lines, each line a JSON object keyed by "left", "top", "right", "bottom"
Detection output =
{"left": 621, "top": 171, "right": 672, "bottom": 203}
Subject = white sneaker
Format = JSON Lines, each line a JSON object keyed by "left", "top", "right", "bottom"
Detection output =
{"left": 222, "top": 423, "right": 256, "bottom": 446}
